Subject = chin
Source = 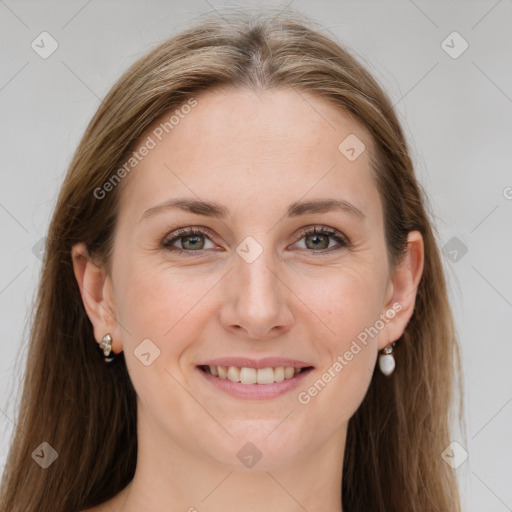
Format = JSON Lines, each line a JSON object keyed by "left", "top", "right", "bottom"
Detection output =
{"left": 199, "top": 420, "right": 311, "bottom": 470}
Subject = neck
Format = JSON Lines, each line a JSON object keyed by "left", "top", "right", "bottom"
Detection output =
{"left": 114, "top": 404, "right": 347, "bottom": 512}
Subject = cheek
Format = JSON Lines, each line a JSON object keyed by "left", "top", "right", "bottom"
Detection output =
{"left": 299, "top": 262, "right": 387, "bottom": 338}
{"left": 113, "top": 265, "right": 208, "bottom": 412}
{"left": 295, "top": 264, "right": 385, "bottom": 396}
{"left": 114, "top": 260, "right": 220, "bottom": 359}
{"left": 295, "top": 272, "right": 381, "bottom": 425}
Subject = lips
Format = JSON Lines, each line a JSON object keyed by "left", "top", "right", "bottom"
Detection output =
{"left": 196, "top": 357, "right": 314, "bottom": 386}
{"left": 196, "top": 361, "right": 314, "bottom": 399}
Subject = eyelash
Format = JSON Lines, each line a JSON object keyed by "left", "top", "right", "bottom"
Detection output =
{"left": 161, "top": 225, "right": 350, "bottom": 256}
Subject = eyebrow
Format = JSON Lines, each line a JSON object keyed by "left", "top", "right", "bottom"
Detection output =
{"left": 140, "top": 197, "right": 365, "bottom": 222}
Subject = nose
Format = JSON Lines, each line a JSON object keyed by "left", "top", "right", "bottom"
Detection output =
{"left": 219, "top": 248, "right": 294, "bottom": 340}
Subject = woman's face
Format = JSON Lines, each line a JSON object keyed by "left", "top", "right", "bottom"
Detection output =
{"left": 97, "top": 87, "right": 410, "bottom": 469}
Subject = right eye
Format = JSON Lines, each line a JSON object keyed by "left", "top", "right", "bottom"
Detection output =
{"left": 162, "top": 226, "right": 218, "bottom": 254}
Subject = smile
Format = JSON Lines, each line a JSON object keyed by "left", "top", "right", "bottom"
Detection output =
{"left": 197, "top": 364, "right": 314, "bottom": 400}
{"left": 198, "top": 364, "right": 313, "bottom": 384}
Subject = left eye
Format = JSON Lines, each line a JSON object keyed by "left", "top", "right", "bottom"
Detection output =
{"left": 294, "top": 226, "right": 349, "bottom": 252}
{"left": 162, "top": 226, "right": 349, "bottom": 254}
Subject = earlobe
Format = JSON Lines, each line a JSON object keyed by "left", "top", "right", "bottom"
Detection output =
{"left": 71, "top": 243, "right": 121, "bottom": 354}
{"left": 378, "top": 231, "right": 425, "bottom": 350}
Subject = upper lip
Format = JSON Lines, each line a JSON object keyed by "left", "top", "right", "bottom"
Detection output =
{"left": 197, "top": 357, "right": 314, "bottom": 369}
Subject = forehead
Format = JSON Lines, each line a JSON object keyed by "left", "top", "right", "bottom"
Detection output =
{"left": 118, "top": 87, "right": 381, "bottom": 224}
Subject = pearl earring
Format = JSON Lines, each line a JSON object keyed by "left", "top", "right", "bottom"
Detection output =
{"left": 378, "top": 342, "right": 396, "bottom": 376}
{"left": 99, "top": 333, "right": 114, "bottom": 363}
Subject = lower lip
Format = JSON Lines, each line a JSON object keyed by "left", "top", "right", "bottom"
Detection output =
{"left": 197, "top": 366, "right": 314, "bottom": 400}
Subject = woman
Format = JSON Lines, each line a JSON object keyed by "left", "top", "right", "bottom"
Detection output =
{"left": 0, "top": 8, "right": 463, "bottom": 512}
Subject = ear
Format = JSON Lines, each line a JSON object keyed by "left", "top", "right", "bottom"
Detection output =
{"left": 378, "top": 231, "right": 424, "bottom": 350}
{"left": 71, "top": 242, "right": 123, "bottom": 354}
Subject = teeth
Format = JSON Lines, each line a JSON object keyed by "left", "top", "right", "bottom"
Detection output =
{"left": 284, "top": 366, "right": 295, "bottom": 379}
{"left": 227, "top": 366, "right": 240, "bottom": 382}
{"left": 205, "top": 365, "right": 306, "bottom": 384}
{"left": 258, "top": 367, "right": 277, "bottom": 384}
{"left": 240, "top": 367, "right": 257, "bottom": 384}
{"left": 273, "top": 367, "right": 285, "bottom": 382}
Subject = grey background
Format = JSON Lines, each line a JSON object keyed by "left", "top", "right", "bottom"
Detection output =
{"left": 1, "top": 1, "right": 511, "bottom": 510}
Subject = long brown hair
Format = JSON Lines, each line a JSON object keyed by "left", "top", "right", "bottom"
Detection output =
{"left": 0, "top": 8, "right": 464, "bottom": 511}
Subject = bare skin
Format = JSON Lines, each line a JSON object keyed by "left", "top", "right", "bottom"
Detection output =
{"left": 74, "top": 87, "right": 423, "bottom": 512}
